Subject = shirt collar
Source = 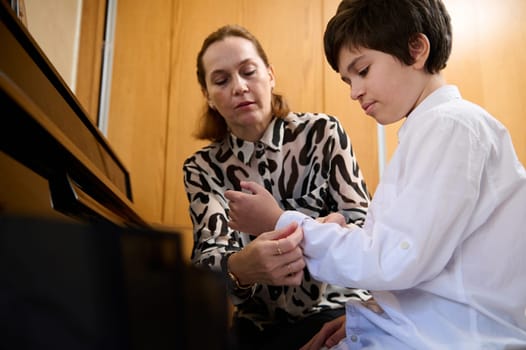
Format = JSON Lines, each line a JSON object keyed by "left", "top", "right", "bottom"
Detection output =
{"left": 228, "top": 117, "right": 284, "bottom": 164}
{"left": 399, "top": 85, "right": 461, "bottom": 140}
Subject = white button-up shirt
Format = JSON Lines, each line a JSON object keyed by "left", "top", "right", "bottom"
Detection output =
{"left": 277, "top": 86, "right": 526, "bottom": 348}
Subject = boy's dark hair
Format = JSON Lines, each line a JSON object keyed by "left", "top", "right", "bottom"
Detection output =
{"left": 324, "top": 0, "right": 452, "bottom": 74}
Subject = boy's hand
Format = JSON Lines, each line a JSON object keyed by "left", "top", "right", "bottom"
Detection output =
{"left": 300, "top": 315, "right": 346, "bottom": 350}
{"left": 225, "top": 181, "right": 284, "bottom": 235}
{"left": 316, "top": 212, "right": 347, "bottom": 227}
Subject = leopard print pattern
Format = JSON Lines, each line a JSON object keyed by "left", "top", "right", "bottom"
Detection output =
{"left": 183, "top": 112, "right": 370, "bottom": 329}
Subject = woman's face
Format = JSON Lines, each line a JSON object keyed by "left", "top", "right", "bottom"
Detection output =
{"left": 202, "top": 36, "right": 275, "bottom": 141}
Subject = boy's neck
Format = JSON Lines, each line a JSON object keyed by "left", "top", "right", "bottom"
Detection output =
{"left": 415, "top": 73, "right": 446, "bottom": 109}
{"left": 424, "top": 73, "right": 446, "bottom": 99}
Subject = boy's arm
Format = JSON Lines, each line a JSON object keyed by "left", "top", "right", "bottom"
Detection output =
{"left": 226, "top": 181, "right": 348, "bottom": 234}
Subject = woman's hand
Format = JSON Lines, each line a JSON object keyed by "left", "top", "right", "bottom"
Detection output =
{"left": 300, "top": 315, "right": 346, "bottom": 350}
{"left": 228, "top": 222, "right": 305, "bottom": 286}
{"left": 225, "top": 181, "right": 284, "bottom": 235}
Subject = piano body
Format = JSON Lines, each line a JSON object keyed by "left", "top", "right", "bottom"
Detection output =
{"left": 0, "top": 3, "right": 229, "bottom": 349}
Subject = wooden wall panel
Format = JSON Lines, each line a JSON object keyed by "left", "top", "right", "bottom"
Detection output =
{"left": 106, "top": 0, "right": 526, "bottom": 261}
{"left": 162, "top": 0, "right": 242, "bottom": 240}
{"left": 469, "top": 0, "right": 526, "bottom": 164}
{"left": 385, "top": 0, "right": 526, "bottom": 168}
{"left": 23, "top": 0, "right": 81, "bottom": 92}
{"left": 322, "top": 0, "right": 380, "bottom": 195}
{"left": 76, "top": 0, "right": 106, "bottom": 123}
{"left": 237, "top": 0, "right": 325, "bottom": 112}
{"left": 162, "top": 0, "right": 328, "bottom": 259}
{"left": 107, "top": 0, "right": 173, "bottom": 223}
{"left": 163, "top": 0, "right": 325, "bottom": 224}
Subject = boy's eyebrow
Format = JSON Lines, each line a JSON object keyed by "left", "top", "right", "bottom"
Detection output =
{"left": 344, "top": 55, "right": 365, "bottom": 73}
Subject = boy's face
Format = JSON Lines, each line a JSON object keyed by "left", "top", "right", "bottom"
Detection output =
{"left": 337, "top": 46, "right": 428, "bottom": 125}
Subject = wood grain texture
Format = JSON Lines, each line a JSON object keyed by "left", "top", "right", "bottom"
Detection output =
{"left": 163, "top": 0, "right": 329, "bottom": 229}
{"left": 105, "top": 0, "right": 526, "bottom": 259}
{"left": 385, "top": 0, "right": 526, "bottom": 168}
{"left": 76, "top": 0, "right": 106, "bottom": 123}
{"left": 107, "top": 0, "right": 173, "bottom": 223}
{"left": 322, "top": 0, "right": 379, "bottom": 196}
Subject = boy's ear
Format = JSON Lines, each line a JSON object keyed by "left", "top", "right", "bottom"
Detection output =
{"left": 409, "top": 33, "right": 430, "bottom": 70}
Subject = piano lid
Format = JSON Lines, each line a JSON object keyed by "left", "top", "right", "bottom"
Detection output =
{"left": 0, "top": 2, "right": 147, "bottom": 227}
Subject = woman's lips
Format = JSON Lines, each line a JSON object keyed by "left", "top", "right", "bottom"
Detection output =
{"left": 235, "top": 101, "right": 255, "bottom": 109}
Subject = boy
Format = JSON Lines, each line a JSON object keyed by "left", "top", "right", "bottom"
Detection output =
{"left": 225, "top": 0, "right": 526, "bottom": 348}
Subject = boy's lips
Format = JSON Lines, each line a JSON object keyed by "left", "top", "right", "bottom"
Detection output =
{"left": 361, "top": 101, "right": 375, "bottom": 114}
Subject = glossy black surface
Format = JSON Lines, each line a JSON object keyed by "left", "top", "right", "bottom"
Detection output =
{"left": 0, "top": 215, "right": 229, "bottom": 350}
{"left": 0, "top": 2, "right": 144, "bottom": 226}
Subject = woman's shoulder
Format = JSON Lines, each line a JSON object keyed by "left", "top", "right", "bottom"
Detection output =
{"left": 286, "top": 111, "right": 343, "bottom": 126}
{"left": 183, "top": 141, "right": 227, "bottom": 165}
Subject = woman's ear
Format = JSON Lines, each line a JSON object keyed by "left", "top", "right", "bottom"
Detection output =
{"left": 202, "top": 88, "right": 215, "bottom": 110}
{"left": 268, "top": 64, "right": 276, "bottom": 89}
{"left": 409, "top": 33, "right": 430, "bottom": 70}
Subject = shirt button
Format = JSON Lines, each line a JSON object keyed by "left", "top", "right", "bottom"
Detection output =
{"left": 400, "top": 241, "right": 410, "bottom": 250}
{"left": 350, "top": 335, "right": 358, "bottom": 342}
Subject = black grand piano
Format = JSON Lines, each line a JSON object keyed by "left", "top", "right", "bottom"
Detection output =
{"left": 0, "top": 3, "right": 229, "bottom": 349}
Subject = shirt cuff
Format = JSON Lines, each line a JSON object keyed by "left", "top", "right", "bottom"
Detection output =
{"left": 276, "top": 210, "right": 310, "bottom": 230}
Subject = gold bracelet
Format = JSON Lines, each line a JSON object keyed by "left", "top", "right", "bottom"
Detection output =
{"left": 228, "top": 270, "right": 254, "bottom": 290}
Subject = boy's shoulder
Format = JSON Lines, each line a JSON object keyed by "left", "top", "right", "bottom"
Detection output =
{"left": 419, "top": 89, "right": 505, "bottom": 143}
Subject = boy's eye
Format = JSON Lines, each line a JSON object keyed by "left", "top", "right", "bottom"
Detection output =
{"left": 358, "top": 66, "right": 369, "bottom": 77}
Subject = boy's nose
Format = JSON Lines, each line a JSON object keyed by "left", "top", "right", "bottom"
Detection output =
{"left": 350, "top": 84, "right": 363, "bottom": 100}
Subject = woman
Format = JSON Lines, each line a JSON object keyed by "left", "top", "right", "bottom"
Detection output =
{"left": 183, "top": 24, "right": 370, "bottom": 350}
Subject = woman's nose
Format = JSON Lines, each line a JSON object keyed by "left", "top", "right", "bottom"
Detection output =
{"left": 232, "top": 75, "right": 248, "bottom": 95}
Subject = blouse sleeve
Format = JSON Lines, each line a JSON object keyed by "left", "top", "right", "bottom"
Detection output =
{"left": 183, "top": 155, "right": 252, "bottom": 301}
{"left": 279, "top": 115, "right": 487, "bottom": 291}
{"left": 325, "top": 116, "right": 370, "bottom": 226}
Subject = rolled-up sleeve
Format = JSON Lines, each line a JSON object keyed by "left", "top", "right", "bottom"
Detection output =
{"left": 277, "top": 112, "right": 486, "bottom": 291}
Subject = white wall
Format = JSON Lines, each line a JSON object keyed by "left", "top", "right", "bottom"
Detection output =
{"left": 24, "top": 0, "right": 83, "bottom": 92}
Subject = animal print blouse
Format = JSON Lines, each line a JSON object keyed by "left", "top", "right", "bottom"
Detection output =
{"left": 183, "top": 112, "right": 371, "bottom": 329}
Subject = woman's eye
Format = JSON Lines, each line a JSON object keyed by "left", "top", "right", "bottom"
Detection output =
{"left": 243, "top": 69, "right": 256, "bottom": 76}
{"left": 214, "top": 78, "right": 228, "bottom": 85}
{"left": 358, "top": 66, "right": 369, "bottom": 77}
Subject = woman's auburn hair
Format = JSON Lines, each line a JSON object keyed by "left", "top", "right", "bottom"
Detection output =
{"left": 194, "top": 24, "right": 290, "bottom": 142}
